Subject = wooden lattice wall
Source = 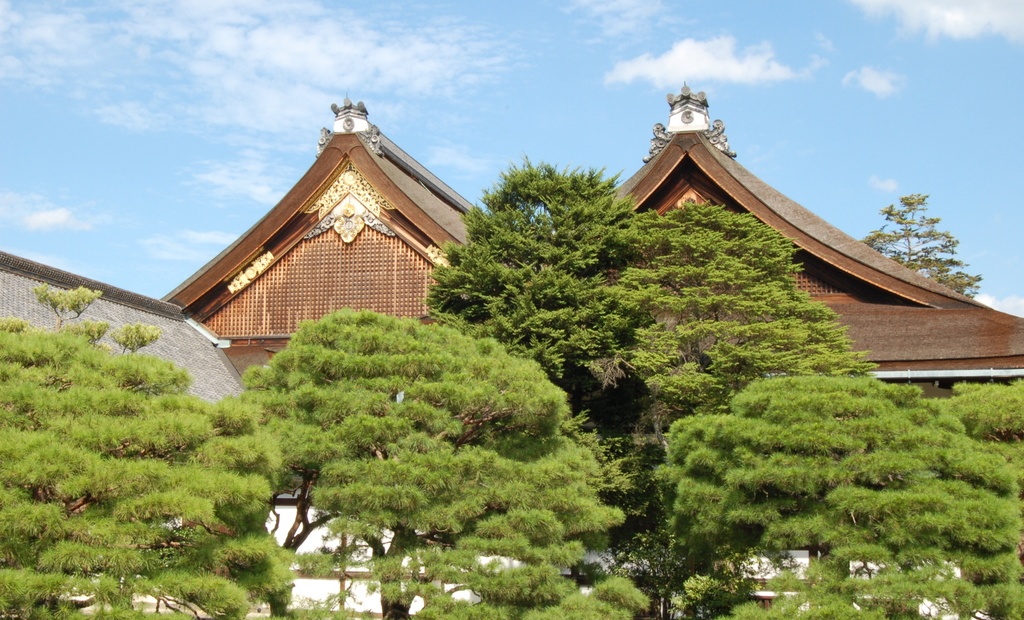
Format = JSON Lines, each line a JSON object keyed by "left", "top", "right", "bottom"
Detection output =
{"left": 205, "top": 229, "right": 433, "bottom": 337}
{"left": 795, "top": 272, "right": 844, "bottom": 296}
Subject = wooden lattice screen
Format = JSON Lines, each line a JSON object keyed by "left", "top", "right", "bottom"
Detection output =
{"left": 794, "top": 272, "right": 844, "bottom": 296}
{"left": 205, "top": 229, "right": 433, "bottom": 337}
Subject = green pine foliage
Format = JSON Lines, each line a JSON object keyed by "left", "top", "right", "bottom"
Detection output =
{"left": 33, "top": 285, "right": 103, "bottom": 331}
{"left": 243, "top": 310, "right": 646, "bottom": 619}
{"left": 668, "top": 376, "right": 1023, "bottom": 618}
{"left": 620, "top": 204, "right": 872, "bottom": 427}
{"left": 945, "top": 381, "right": 1024, "bottom": 574}
{"left": 427, "top": 160, "right": 644, "bottom": 410}
{"left": 862, "top": 194, "right": 982, "bottom": 297}
{"left": 0, "top": 329, "right": 292, "bottom": 619}
{"left": 111, "top": 323, "right": 163, "bottom": 353}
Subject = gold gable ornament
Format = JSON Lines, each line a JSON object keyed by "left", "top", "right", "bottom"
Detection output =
{"left": 425, "top": 245, "right": 449, "bottom": 267}
{"left": 227, "top": 251, "right": 274, "bottom": 294}
{"left": 303, "top": 162, "right": 396, "bottom": 244}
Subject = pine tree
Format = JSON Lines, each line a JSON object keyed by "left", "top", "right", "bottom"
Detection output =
{"left": 862, "top": 194, "right": 982, "bottom": 297}
{"left": 619, "top": 204, "right": 872, "bottom": 433}
{"left": 670, "top": 376, "right": 1023, "bottom": 618}
{"left": 0, "top": 327, "right": 292, "bottom": 619}
{"left": 243, "top": 310, "right": 647, "bottom": 619}
{"left": 427, "top": 160, "right": 644, "bottom": 413}
{"left": 945, "top": 381, "right": 1024, "bottom": 583}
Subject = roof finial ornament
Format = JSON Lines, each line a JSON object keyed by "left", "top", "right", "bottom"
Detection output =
{"left": 645, "top": 86, "right": 736, "bottom": 161}
{"left": 332, "top": 98, "right": 371, "bottom": 134}
{"left": 321, "top": 99, "right": 385, "bottom": 157}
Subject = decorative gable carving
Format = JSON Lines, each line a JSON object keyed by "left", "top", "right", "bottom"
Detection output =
{"left": 302, "top": 162, "right": 396, "bottom": 244}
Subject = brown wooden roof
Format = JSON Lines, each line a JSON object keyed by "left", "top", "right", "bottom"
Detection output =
{"left": 619, "top": 131, "right": 1024, "bottom": 374}
{"left": 165, "top": 130, "right": 469, "bottom": 336}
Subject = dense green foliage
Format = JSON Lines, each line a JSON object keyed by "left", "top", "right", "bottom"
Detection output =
{"left": 0, "top": 328, "right": 291, "bottom": 619}
{"left": 945, "top": 381, "right": 1024, "bottom": 571}
{"left": 427, "top": 160, "right": 644, "bottom": 410}
{"left": 620, "top": 205, "right": 872, "bottom": 427}
{"left": 862, "top": 193, "right": 982, "bottom": 297}
{"left": 668, "top": 377, "right": 1022, "bottom": 618}
{"left": 243, "top": 310, "right": 646, "bottom": 619}
{"left": 429, "top": 161, "right": 875, "bottom": 618}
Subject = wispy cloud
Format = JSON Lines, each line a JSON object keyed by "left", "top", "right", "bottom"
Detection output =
{"left": 0, "top": 190, "right": 93, "bottom": 231}
{"left": 94, "top": 101, "right": 173, "bottom": 132}
{"left": 140, "top": 229, "right": 237, "bottom": 262}
{"left": 192, "top": 151, "right": 295, "bottom": 206}
{"left": 815, "top": 32, "right": 836, "bottom": 53}
{"left": 567, "top": 0, "right": 666, "bottom": 37}
{"left": 427, "top": 144, "right": 494, "bottom": 178}
{"left": 849, "top": 0, "right": 1024, "bottom": 43}
{"left": 869, "top": 175, "right": 899, "bottom": 192}
{"left": 976, "top": 294, "right": 1024, "bottom": 317}
{"left": 605, "top": 36, "right": 811, "bottom": 87}
{"left": 0, "top": 1, "right": 507, "bottom": 136}
{"left": 842, "top": 66, "right": 906, "bottom": 97}
{"left": 0, "top": 1, "right": 103, "bottom": 86}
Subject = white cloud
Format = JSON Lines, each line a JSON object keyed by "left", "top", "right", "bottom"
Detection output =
{"left": 815, "top": 32, "right": 836, "bottom": 52}
{"left": 0, "top": 3, "right": 104, "bottom": 85}
{"left": 427, "top": 144, "right": 494, "bottom": 178}
{"left": 842, "top": 66, "right": 905, "bottom": 97}
{"left": 0, "top": 2, "right": 507, "bottom": 136}
{"left": 0, "top": 191, "right": 92, "bottom": 231}
{"left": 605, "top": 36, "right": 807, "bottom": 87}
{"left": 22, "top": 208, "right": 91, "bottom": 231}
{"left": 192, "top": 152, "right": 294, "bottom": 205}
{"left": 94, "top": 101, "right": 172, "bottom": 132}
{"left": 140, "top": 229, "right": 237, "bottom": 262}
{"left": 976, "top": 294, "right": 1024, "bottom": 317}
{"left": 850, "top": 0, "right": 1024, "bottom": 42}
{"left": 568, "top": 0, "right": 666, "bottom": 37}
{"left": 869, "top": 175, "right": 899, "bottom": 192}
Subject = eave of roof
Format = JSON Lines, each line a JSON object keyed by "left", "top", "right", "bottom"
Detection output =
{"left": 619, "top": 132, "right": 982, "bottom": 310}
{"left": 828, "top": 301, "right": 1024, "bottom": 366}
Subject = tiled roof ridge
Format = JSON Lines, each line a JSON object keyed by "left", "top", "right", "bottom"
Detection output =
{"left": 0, "top": 250, "right": 186, "bottom": 320}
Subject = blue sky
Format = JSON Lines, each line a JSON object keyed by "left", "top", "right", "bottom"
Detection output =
{"left": 1, "top": 0, "right": 1022, "bottom": 315}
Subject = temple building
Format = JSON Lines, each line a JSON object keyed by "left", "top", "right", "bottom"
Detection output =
{"left": 164, "top": 99, "right": 469, "bottom": 374}
{"left": 620, "top": 87, "right": 1024, "bottom": 393}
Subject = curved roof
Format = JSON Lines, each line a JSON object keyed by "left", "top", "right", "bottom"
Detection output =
{"left": 620, "top": 131, "right": 980, "bottom": 310}
{"left": 619, "top": 129, "right": 1024, "bottom": 374}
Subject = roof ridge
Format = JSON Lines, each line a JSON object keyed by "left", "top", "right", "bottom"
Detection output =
{"left": 0, "top": 250, "right": 186, "bottom": 320}
{"left": 375, "top": 131, "right": 474, "bottom": 213}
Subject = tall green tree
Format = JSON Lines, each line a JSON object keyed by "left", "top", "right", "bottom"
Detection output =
{"left": 619, "top": 204, "right": 872, "bottom": 434}
{"left": 862, "top": 193, "right": 982, "bottom": 297}
{"left": 0, "top": 327, "right": 292, "bottom": 619}
{"left": 243, "top": 310, "right": 646, "bottom": 620}
{"left": 427, "top": 160, "right": 644, "bottom": 413}
{"left": 669, "top": 376, "right": 1023, "bottom": 618}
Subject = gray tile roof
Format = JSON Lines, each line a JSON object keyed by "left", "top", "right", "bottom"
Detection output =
{"left": 0, "top": 251, "right": 242, "bottom": 402}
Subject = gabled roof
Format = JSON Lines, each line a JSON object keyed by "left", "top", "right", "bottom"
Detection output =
{"left": 0, "top": 250, "right": 242, "bottom": 401}
{"left": 619, "top": 90, "right": 1024, "bottom": 376}
{"left": 165, "top": 123, "right": 469, "bottom": 323}
{"left": 621, "top": 130, "right": 980, "bottom": 310}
